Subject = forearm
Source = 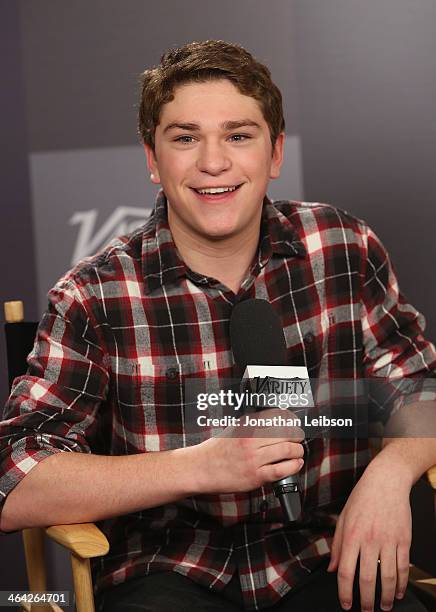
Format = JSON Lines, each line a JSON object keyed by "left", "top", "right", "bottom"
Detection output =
{"left": 375, "top": 436, "right": 436, "bottom": 486}
{"left": 370, "top": 400, "right": 436, "bottom": 486}
{"left": 366, "top": 430, "right": 436, "bottom": 489}
{"left": 0, "top": 446, "right": 201, "bottom": 532}
{"left": 0, "top": 410, "right": 307, "bottom": 532}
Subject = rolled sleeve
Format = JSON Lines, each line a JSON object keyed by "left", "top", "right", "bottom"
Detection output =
{"left": 361, "top": 227, "right": 436, "bottom": 423}
{"left": 0, "top": 278, "right": 109, "bottom": 522}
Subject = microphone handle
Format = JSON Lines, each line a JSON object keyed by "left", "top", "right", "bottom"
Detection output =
{"left": 272, "top": 474, "right": 301, "bottom": 522}
{"left": 237, "top": 376, "right": 304, "bottom": 522}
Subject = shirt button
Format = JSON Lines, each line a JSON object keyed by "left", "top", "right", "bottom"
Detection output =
{"left": 166, "top": 367, "right": 178, "bottom": 380}
{"left": 304, "top": 332, "right": 314, "bottom": 344}
{"left": 259, "top": 500, "right": 268, "bottom": 512}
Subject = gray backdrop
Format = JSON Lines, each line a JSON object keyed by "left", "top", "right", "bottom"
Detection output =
{"left": 1, "top": 0, "right": 435, "bottom": 604}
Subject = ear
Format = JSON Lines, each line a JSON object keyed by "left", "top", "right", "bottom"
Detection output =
{"left": 269, "top": 132, "right": 285, "bottom": 180}
{"left": 144, "top": 144, "right": 161, "bottom": 184}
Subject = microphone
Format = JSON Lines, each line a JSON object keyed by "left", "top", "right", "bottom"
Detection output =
{"left": 230, "top": 298, "right": 305, "bottom": 522}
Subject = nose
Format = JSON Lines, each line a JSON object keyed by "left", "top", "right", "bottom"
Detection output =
{"left": 196, "top": 140, "right": 231, "bottom": 175}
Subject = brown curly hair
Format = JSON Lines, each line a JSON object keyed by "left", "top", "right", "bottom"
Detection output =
{"left": 138, "top": 40, "right": 285, "bottom": 151}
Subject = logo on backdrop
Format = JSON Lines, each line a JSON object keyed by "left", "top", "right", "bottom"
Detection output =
{"left": 69, "top": 207, "right": 149, "bottom": 264}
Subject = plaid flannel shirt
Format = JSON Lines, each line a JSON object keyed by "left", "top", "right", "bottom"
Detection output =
{"left": 1, "top": 192, "right": 435, "bottom": 611}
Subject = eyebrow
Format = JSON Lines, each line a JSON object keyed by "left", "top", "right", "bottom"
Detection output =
{"left": 162, "top": 119, "right": 261, "bottom": 134}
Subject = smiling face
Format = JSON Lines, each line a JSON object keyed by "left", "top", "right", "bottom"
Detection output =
{"left": 144, "top": 79, "right": 284, "bottom": 246}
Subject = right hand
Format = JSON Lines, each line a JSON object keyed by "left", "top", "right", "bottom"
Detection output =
{"left": 193, "top": 408, "right": 305, "bottom": 494}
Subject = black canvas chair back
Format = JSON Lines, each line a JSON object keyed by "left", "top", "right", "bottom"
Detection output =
{"left": 4, "top": 320, "right": 38, "bottom": 390}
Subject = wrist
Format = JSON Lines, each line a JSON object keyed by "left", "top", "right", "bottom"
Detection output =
{"left": 366, "top": 443, "right": 415, "bottom": 491}
{"left": 170, "top": 445, "right": 206, "bottom": 496}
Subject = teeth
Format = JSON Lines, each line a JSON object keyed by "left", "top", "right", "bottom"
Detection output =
{"left": 197, "top": 186, "right": 238, "bottom": 194}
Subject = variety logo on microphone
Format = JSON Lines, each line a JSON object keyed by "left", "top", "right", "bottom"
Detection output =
{"left": 195, "top": 366, "right": 315, "bottom": 426}
{"left": 242, "top": 365, "right": 314, "bottom": 410}
{"left": 253, "top": 375, "right": 309, "bottom": 396}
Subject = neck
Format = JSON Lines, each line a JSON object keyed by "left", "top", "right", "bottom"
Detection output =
{"left": 169, "top": 218, "right": 261, "bottom": 294}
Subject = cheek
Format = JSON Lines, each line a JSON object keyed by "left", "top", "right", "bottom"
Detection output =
{"left": 240, "top": 148, "right": 272, "bottom": 176}
{"left": 161, "top": 154, "right": 192, "bottom": 183}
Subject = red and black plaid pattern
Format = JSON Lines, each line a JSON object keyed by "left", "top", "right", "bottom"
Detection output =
{"left": 1, "top": 192, "right": 435, "bottom": 610}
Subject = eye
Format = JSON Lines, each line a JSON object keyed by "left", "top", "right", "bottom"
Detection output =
{"left": 229, "top": 133, "right": 251, "bottom": 142}
{"left": 174, "top": 135, "right": 195, "bottom": 144}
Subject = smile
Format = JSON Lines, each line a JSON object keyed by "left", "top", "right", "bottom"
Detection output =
{"left": 193, "top": 184, "right": 242, "bottom": 195}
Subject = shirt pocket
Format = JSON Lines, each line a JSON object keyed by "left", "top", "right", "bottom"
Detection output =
{"left": 121, "top": 358, "right": 207, "bottom": 451}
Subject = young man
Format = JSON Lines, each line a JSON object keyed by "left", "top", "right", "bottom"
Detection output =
{"left": 1, "top": 41, "right": 435, "bottom": 612}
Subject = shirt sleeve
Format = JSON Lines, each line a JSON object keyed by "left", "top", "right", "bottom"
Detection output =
{"left": 0, "top": 277, "right": 109, "bottom": 525}
{"left": 360, "top": 226, "right": 436, "bottom": 425}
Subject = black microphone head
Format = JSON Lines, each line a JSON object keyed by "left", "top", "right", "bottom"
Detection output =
{"left": 230, "top": 299, "right": 287, "bottom": 371}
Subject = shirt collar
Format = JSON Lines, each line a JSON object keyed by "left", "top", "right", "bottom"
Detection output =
{"left": 260, "top": 197, "right": 307, "bottom": 260}
{"left": 141, "top": 190, "right": 306, "bottom": 294}
{"left": 141, "top": 190, "right": 186, "bottom": 294}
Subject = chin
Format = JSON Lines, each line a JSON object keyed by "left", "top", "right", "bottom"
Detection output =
{"left": 197, "top": 221, "right": 242, "bottom": 241}
{"left": 200, "top": 212, "right": 246, "bottom": 232}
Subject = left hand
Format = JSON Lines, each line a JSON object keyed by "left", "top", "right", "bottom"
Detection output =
{"left": 327, "top": 458, "right": 412, "bottom": 611}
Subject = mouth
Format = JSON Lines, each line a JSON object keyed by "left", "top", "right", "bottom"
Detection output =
{"left": 190, "top": 184, "right": 243, "bottom": 200}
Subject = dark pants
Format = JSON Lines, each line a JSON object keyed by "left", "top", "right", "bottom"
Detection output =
{"left": 96, "top": 560, "right": 428, "bottom": 611}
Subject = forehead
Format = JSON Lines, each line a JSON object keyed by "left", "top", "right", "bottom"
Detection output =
{"left": 158, "top": 79, "right": 266, "bottom": 127}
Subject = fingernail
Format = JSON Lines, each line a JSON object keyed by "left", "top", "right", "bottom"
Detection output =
{"left": 381, "top": 605, "right": 393, "bottom": 611}
{"left": 396, "top": 592, "right": 405, "bottom": 599}
{"left": 341, "top": 604, "right": 351, "bottom": 610}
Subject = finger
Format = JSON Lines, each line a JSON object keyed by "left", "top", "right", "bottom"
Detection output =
{"left": 336, "top": 539, "right": 360, "bottom": 610}
{"left": 379, "top": 546, "right": 397, "bottom": 611}
{"left": 358, "top": 547, "right": 379, "bottom": 612}
{"left": 257, "top": 441, "right": 304, "bottom": 466}
{"left": 256, "top": 407, "right": 300, "bottom": 421}
{"left": 254, "top": 437, "right": 303, "bottom": 448}
{"left": 253, "top": 409, "right": 305, "bottom": 441}
{"left": 255, "top": 431, "right": 305, "bottom": 446}
{"left": 248, "top": 432, "right": 299, "bottom": 445}
{"left": 258, "top": 457, "right": 304, "bottom": 483}
{"left": 327, "top": 517, "right": 343, "bottom": 572}
{"left": 254, "top": 426, "right": 305, "bottom": 442}
{"left": 395, "top": 544, "right": 410, "bottom": 600}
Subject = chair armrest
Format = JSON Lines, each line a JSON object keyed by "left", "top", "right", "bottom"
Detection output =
{"left": 45, "top": 523, "right": 109, "bottom": 558}
{"left": 409, "top": 564, "right": 436, "bottom": 603}
{"left": 427, "top": 466, "right": 436, "bottom": 490}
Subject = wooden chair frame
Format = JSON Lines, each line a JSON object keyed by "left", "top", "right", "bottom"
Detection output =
{"left": 21, "top": 524, "right": 109, "bottom": 612}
